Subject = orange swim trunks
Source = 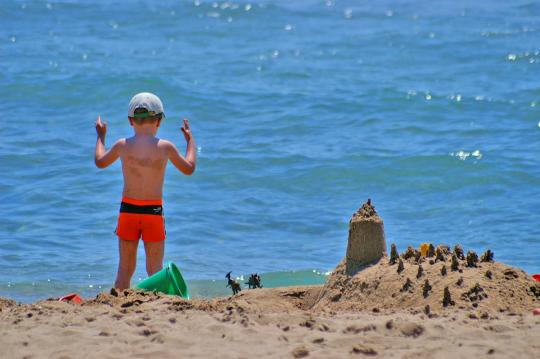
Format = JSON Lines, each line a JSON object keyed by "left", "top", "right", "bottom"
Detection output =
{"left": 116, "top": 197, "right": 166, "bottom": 242}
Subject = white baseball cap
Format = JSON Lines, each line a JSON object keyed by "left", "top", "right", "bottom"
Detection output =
{"left": 128, "top": 92, "right": 165, "bottom": 118}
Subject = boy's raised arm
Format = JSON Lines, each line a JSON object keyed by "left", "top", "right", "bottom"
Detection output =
{"left": 166, "top": 119, "right": 197, "bottom": 175}
{"left": 94, "top": 116, "right": 123, "bottom": 168}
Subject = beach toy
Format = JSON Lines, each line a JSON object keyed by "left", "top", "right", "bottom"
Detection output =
{"left": 532, "top": 274, "right": 540, "bottom": 283}
{"left": 135, "top": 261, "right": 189, "bottom": 299}
{"left": 533, "top": 308, "right": 540, "bottom": 316}
{"left": 419, "top": 243, "right": 430, "bottom": 257}
{"left": 59, "top": 293, "right": 83, "bottom": 304}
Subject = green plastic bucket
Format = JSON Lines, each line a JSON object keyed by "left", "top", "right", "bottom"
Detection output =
{"left": 135, "top": 262, "right": 190, "bottom": 299}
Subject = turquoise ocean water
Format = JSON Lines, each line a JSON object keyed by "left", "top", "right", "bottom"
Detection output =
{"left": 1, "top": 0, "right": 539, "bottom": 303}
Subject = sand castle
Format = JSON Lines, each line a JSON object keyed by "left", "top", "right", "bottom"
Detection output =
{"left": 345, "top": 199, "right": 387, "bottom": 275}
{"left": 311, "top": 202, "right": 540, "bottom": 315}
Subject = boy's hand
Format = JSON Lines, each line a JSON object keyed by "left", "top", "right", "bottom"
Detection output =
{"left": 181, "top": 119, "right": 192, "bottom": 142}
{"left": 95, "top": 115, "right": 107, "bottom": 138}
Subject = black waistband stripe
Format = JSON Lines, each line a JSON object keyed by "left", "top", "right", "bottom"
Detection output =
{"left": 120, "top": 202, "right": 163, "bottom": 215}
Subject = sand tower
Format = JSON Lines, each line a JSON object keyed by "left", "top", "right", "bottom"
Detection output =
{"left": 345, "top": 199, "right": 387, "bottom": 275}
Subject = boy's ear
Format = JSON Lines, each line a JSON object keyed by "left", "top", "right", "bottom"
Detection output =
{"left": 128, "top": 117, "right": 134, "bottom": 126}
{"left": 156, "top": 118, "right": 162, "bottom": 128}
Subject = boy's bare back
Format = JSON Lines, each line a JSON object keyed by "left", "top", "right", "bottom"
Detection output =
{"left": 121, "top": 136, "right": 167, "bottom": 200}
{"left": 105, "top": 134, "right": 194, "bottom": 200}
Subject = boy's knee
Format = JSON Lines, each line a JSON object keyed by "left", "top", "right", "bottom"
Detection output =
{"left": 146, "top": 260, "right": 162, "bottom": 276}
{"left": 119, "top": 262, "right": 136, "bottom": 275}
{"left": 146, "top": 264, "right": 162, "bottom": 276}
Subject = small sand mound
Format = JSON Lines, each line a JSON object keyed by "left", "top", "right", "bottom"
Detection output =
{"left": 0, "top": 298, "right": 17, "bottom": 311}
{"left": 351, "top": 198, "right": 379, "bottom": 220}
{"left": 77, "top": 288, "right": 224, "bottom": 312}
{"left": 312, "top": 246, "right": 540, "bottom": 314}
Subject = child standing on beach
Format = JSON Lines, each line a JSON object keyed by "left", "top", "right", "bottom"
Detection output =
{"left": 94, "top": 92, "right": 196, "bottom": 290}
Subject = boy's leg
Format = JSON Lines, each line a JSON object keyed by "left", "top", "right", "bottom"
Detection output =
{"left": 143, "top": 240, "right": 164, "bottom": 276}
{"left": 114, "top": 238, "right": 139, "bottom": 290}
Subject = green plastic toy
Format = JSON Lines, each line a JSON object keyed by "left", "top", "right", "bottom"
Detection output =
{"left": 135, "top": 261, "right": 190, "bottom": 299}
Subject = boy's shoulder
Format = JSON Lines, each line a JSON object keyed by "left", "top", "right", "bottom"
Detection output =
{"left": 157, "top": 138, "right": 175, "bottom": 148}
{"left": 110, "top": 137, "right": 127, "bottom": 148}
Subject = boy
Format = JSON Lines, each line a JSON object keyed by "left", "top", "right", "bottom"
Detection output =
{"left": 94, "top": 92, "right": 196, "bottom": 290}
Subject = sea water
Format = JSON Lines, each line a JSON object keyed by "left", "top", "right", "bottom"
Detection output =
{"left": 1, "top": 0, "right": 539, "bottom": 303}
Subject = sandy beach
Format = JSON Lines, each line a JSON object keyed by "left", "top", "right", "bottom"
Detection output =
{"left": 4, "top": 2, "right": 540, "bottom": 358}
{"left": 2, "top": 253, "right": 539, "bottom": 359}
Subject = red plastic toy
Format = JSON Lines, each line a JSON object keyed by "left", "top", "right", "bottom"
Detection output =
{"left": 59, "top": 293, "right": 83, "bottom": 304}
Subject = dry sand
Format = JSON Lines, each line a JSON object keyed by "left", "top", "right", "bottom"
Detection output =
{"left": 2, "top": 249, "right": 540, "bottom": 359}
